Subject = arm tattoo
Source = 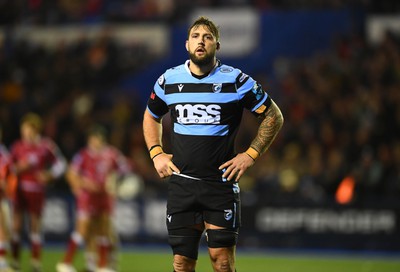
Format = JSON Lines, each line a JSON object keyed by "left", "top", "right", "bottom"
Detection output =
{"left": 250, "top": 100, "right": 284, "bottom": 155}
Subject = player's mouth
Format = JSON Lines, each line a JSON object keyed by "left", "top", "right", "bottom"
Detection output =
{"left": 196, "top": 47, "right": 206, "bottom": 55}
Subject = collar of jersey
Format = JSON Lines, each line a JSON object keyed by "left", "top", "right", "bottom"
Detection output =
{"left": 185, "top": 59, "right": 221, "bottom": 78}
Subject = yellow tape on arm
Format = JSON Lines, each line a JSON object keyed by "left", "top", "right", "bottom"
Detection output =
{"left": 149, "top": 146, "right": 164, "bottom": 160}
{"left": 245, "top": 147, "right": 260, "bottom": 161}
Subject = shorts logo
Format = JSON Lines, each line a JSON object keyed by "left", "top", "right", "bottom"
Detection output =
{"left": 224, "top": 209, "right": 233, "bottom": 221}
{"left": 167, "top": 214, "right": 172, "bottom": 223}
{"left": 212, "top": 83, "right": 222, "bottom": 93}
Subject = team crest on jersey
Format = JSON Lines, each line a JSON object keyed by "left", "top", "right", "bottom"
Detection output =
{"left": 158, "top": 74, "right": 165, "bottom": 85}
{"left": 224, "top": 209, "right": 233, "bottom": 221}
{"left": 220, "top": 67, "right": 233, "bottom": 73}
{"left": 212, "top": 83, "right": 222, "bottom": 93}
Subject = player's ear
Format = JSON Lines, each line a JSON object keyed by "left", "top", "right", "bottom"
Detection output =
{"left": 185, "top": 40, "right": 189, "bottom": 51}
{"left": 216, "top": 42, "right": 220, "bottom": 50}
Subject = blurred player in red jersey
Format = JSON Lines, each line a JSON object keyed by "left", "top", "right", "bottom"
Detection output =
{"left": 57, "top": 125, "right": 131, "bottom": 272}
{"left": 0, "top": 125, "right": 17, "bottom": 272}
{"left": 10, "top": 113, "right": 67, "bottom": 272}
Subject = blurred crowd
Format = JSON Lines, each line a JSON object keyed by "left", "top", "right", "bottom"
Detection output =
{"left": 1, "top": 0, "right": 400, "bottom": 26}
{"left": 244, "top": 30, "right": 400, "bottom": 206}
{"left": 0, "top": 1, "right": 400, "bottom": 206}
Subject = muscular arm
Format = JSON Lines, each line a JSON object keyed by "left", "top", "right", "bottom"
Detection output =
{"left": 143, "top": 109, "right": 163, "bottom": 149}
{"left": 250, "top": 99, "right": 284, "bottom": 155}
{"left": 220, "top": 99, "right": 284, "bottom": 181}
{"left": 143, "top": 109, "right": 180, "bottom": 178}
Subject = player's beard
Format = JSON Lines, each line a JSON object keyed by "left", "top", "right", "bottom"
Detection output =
{"left": 188, "top": 49, "right": 215, "bottom": 67}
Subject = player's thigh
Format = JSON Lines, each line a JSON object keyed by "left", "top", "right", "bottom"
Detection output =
{"left": 96, "top": 213, "right": 112, "bottom": 236}
{"left": 20, "top": 190, "right": 45, "bottom": 217}
{"left": 201, "top": 182, "right": 241, "bottom": 230}
{"left": 0, "top": 204, "right": 7, "bottom": 240}
{"left": 75, "top": 215, "right": 91, "bottom": 238}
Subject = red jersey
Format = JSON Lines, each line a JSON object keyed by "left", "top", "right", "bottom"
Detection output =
{"left": 0, "top": 144, "right": 11, "bottom": 179}
{"left": 0, "top": 144, "right": 17, "bottom": 199}
{"left": 70, "top": 145, "right": 131, "bottom": 192}
{"left": 10, "top": 137, "right": 66, "bottom": 192}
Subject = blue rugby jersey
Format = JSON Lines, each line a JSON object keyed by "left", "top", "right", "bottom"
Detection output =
{"left": 146, "top": 60, "right": 271, "bottom": 182}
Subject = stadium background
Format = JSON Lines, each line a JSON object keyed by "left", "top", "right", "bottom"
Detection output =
{"left": 1, "top": 0, "right": 400, "bottom": 270}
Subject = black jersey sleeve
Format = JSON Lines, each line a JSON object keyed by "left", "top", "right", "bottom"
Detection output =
{"left": 146, "top": 74, "right": 169, "bottom": 118}
{"left": 236, "top": 73, "right": 272, "bottom": 117}
{"left": 147, "top": 90, "right": 169, "bottom": 118}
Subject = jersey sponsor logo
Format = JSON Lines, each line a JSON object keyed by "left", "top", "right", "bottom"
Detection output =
{"left": 224, "top": 209, "right": 233, "bottom": 221}
{"left": 178, "top": 84, "right": 184, "bottom": 92}
{"left": 175, "top": 104, "right": 221, "bottom": 124}
{"left": 212, "top": 83, "right": 222, "bottom": 93}
{"left": 158, "top": 74, "right": 165, "bottom": 85}
{"left": 220, "top": 67, "right": 233, "bottom": 73}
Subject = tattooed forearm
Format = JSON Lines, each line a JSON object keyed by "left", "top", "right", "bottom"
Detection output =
{"left": 250, "top": 100, "right": 284, "bottom": 155}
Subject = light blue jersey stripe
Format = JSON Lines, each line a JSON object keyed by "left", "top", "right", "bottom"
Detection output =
{"left": 166, "top": 93, "right": 239, "bottom": 104}
{"left": 237, "top": 78, "right": 256, "bottom": 99}
{"left": 174, "top": 123, "right": 229, "bottom": 136}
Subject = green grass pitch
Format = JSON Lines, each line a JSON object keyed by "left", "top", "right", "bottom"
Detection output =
{"left": 16, "top": 247, "right": 400, "bottom": 272}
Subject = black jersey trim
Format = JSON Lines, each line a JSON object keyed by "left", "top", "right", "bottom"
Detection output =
{"left": 165, "top": 83, "right": 236, "bottom": 94}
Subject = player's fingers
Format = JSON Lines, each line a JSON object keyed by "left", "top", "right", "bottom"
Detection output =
{"left": 227, "top": 167, "right": 239, "bottom": 181}
{"left": 235, "top": 169, "right": 245, "bottom": 182}
{"left": 167, "top": 161, "right": 180, "bottom": 174}
{"left": 221, "top": 166, "right": 230, "bottom": 178}
{"left": 222, "top": 164, "right": 235, "bottom": 179}
{"left": 219, "top": 160, "right": 232, "bottom": 170}
{"left": 158, "top": 170, "right": 165, "bottom": 178}
{"left": 166, "top": 166, "right": 174, "bottom": 176}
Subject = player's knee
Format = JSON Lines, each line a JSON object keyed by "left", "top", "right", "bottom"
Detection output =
{"left": 168, "top": 227, "right": 202, "bottom": 260}
{"left": 206, "top": 229, "right": 238, "bottom": 248}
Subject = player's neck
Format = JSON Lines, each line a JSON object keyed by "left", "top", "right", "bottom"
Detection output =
{"left": 189, "top": 59, "right": 216, "bottom": 77}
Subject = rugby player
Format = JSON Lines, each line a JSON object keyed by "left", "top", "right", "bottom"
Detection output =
{"left": 56, "top": 125, "right": 131, "bottom": 272}
{"left": 143, "top": 16, "right": 284, "bottom": 272}
{"left": 10, "top": 113, "right": 67, "bottom": 271}
{"left": 0, "top": 126, "right": 16, "bottom": 272}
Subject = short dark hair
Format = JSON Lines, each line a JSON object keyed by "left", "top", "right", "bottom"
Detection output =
{"left": 188, "top": 16, "right": 220, "bottom": 42}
